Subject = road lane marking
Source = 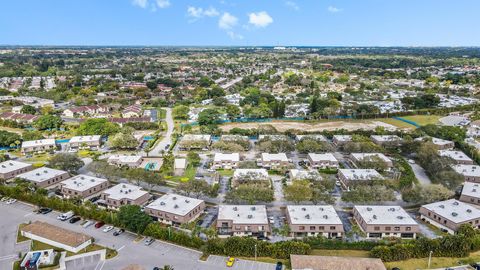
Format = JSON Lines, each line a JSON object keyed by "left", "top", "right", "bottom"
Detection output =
{"left": 117, "top": 245, "right": 125, "bottom": 251}
{"left": 24, "top": 212, "right": 33, "bottom": 217}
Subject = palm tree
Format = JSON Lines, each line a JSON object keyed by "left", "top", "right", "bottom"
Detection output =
{"left": 162, "top": 266, "right": 174, "bottom": 270}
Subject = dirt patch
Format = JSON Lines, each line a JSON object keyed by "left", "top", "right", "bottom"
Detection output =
{"left": 220, "top": 120, "right": 397, "bottom": 132}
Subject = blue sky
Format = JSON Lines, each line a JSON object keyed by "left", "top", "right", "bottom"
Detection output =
{"left": 1, "top": 0, "right": 480, "bottom": 46}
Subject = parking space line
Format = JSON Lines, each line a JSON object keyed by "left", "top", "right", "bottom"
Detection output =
{"left": 117, "top": 245, "right": 125, "bottom": 251}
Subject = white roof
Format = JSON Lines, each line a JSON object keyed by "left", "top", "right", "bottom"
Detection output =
{"left": 438, "top": 150, "right": 473, "bottom": 162}
{"left": 339, "top": 169, "right": 383, "bottom": 181}
{"left": 432, "top": 137, "right": 454, "bottom": 146}
{"left": 258, "top": 135, "right": 289, "bottom": 141}
{"left": 233, "top": 169, "right": 269, "bottom": 180}
{"left": 103, "top": 183, "right": 148, "bottom": 201}
{"left": 370, "top": 135, "right": 401, "bottom": 142}
{"left": 214, "top": 153, "right": 240, "bottom": 162}
{"left": 174, "top": 158, "right": 187, "bottom": 169}
{"left": 17, "top": 167, "right": 68, "bottom": 183}
{"left": 290, "top": 169, "right": 322, "bottom": 180}
{"left": 221, "top": 135, "right": 248, "bottom": 141}
{"left": 108, "top": 155, "right": 143, "bottom": 164}
{"left": 60, "top": 174, "right": 108, "bottom": 192}
{"left": 0, "top": 160, "right": 32, "bottom": 174}
{"left": 422, "top": 199, "right": 480, "bottom": 223}
{"left": 261, "top": 153, "right": 288, "bottom": 162}
{"left": 146, "top": 193, "right": 204, "bottom": 216}
{"left": 21, "top": 139, "right": 56, "bottom": 148}
{"left": 69, "top": 135, "right": 101, "bottom": 144}
{"left": 453, "top": 164, "right": 480, "bottom": 177}
{"left": 355, "top": 205, "right": 418, "bottom": 225}
{"left": 333, "top": 135, "right": 352, "bottom": 142}
{"left": 287, "top": 205, "right": 342, "bottom": 225}
{"left": 351, "top": 153, "right": 392, "bottom": 164}
{"left": 218, "top": 205, "right": 268, "bottom": 224}
{"left": 462, "top": 182, "right": 480, "bottom": 199}
{"left": 296, "top": 135, "right": 327, "bottom": 141}
{"left": 182, "top": 134, "right": 211, "bottom": 141}
{"left": 308, "top": 153, "right": 338, "bottom": 162}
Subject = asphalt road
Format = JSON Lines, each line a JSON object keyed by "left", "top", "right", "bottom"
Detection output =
{"left": 0, "top": 201, "right": 278, "bottom": 270}
{"left": 150, "top": 107, "right": 173, "bottom": 157}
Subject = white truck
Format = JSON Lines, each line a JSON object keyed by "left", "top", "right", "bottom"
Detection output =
{"left": 57, "top": 210, "right": 74, "bottom": 221}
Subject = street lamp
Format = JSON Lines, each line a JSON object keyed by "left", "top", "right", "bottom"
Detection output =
{"left": 427, "top": 250, "right": 433, "bottom": 268}
{"left": 254, "top": 243, "right": 257, "bottom": 261}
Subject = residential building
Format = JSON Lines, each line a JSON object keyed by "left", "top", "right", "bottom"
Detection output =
{"left": 353, "top": 206, "right": 419, "bottom": 239}
{"left": 258, "top": 135, "right": 289, "bottom": 141}
{"left": 145, "top": 193, "right": 205, "bottom": 225}
{"left": 452, "top": 164, "right": 480, "bottom": 182}
{"left": 0, "top": 160, "right": 33, "bottom": 180}
{"left": 68, "top": 135, "right": 102, "bottom": 150}
{"left": 289, "top": 169, "right": 322, "bottom": 183}
{"left": 232, "top": 169, "right": 270, "bottom": 187}
{"left": 212, "top": 153, "right": 240, "bottom": 170}
{"left": 259, "top": 153, "right": 290, "bottom": 169}
{"left": 60, "top": 174, "right": 109, "bottom": 199}
{"left": 217, "top": 205, "right": 270, "bottom": 237}
{"left": 337, "top": 169, "right": 383, "bottom": 189}
{"left": 432, "top": 137, "right": 455, "bottom": 150}
{"left": 307, "top": 153, "right": 338, "bottom": 169}
{"left": 332, "top": 135, "right": 352, "bottom": 145}
{"left": 0, "top": 112, "right": 38, "bottom": 123}
{"left": 100, "top": 183, "right": 150, "bottom": 210}
{"left": 419, "top": 199, "right": 480, "bottom": 234}
{"left": 108, "top": 155, "right": 143, "bottom": 168}
{"left": 460, "top": 182, "right": 480, "bottom": 206}
{"left": 63, "top": 105, "right": 109, "bottom": 118}
{"left": 370, "top": 135, "right": 402, "bottom": 145}
{"left": 21, "top": 139, "right": 56, "bottom": 154}
{"left": 122, "top": 104, "right": 142, "bottom": 118}
{"left": 290, "top": 255, "right": 386, "bottom": 270}
{"left": 178, "top": 134, "right": 212, "bottom": 150}
{"left": 438, "top": 150, "right": 474, "bottom": 165}
{"left": 17, "top": 167, "right": 70, "bottom": 188}
{"left": 286, "top": 205, "right": 344, "bottom": 238}
{"left": 350, "top": 153, "right": 393, "bottom": 168}
{"left": 295, "top": 135, "right": 327, "bottom": 142}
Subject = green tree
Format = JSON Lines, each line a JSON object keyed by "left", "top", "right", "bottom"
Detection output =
{"left": 48, "top": 153, "right": 84, "bottom": 174}
{"left": 0, "top": 130, "right": 21, "bottom": 147}
{"left": 226, "top": 104, "right": 241, "bottom": 120}
{"left": 108, "top": 127, "right": 138, "bottom": 149}
{"left": 22, "top": 130, "right": 44, "bottom": 141}
{"left": 77, "top": 118, "right": 119, "bottom": 136}
{"left": 20, "top": 105, "right": 36, "bottom": 115}
{"left": 198, "top": 108, "right": 221, "bottom": 126}
{"left": 117, "top": 205, "right": 152, "bottom": 233}
{"left": 172, "top": 105, "right": 189, "bottom": 120}
{"left": 33, "top": 115, "right": 63, "bottom": 130}
{"left": 284, "top": 180, "right": 312, "bottom": 204}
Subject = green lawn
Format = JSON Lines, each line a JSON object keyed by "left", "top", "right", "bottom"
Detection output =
{"left": 171, "top": 164, "right": 197, "bottom": 182}
{"left": 401, "top": 115, "right": 441, "bottom": 126}
{"left": 310, "top": 249, "right": 371, "bottom": 258}
{"left": 217, "top": 169, "right": 234, "bottom": 177}
{"left": 384, "top": 250, "right": 480, "bottom": 270}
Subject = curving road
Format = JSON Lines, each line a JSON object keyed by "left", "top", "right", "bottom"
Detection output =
{"left": 149, "top": 107, "right": 173, "bottom": 157}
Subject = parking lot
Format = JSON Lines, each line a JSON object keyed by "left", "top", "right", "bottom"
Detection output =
{"left": 0, "top": 201, "right": 278, "bottom": 270}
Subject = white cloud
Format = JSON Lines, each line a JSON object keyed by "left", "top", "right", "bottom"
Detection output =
{"left": 327, "top": 6, "right": 342, "bottom": 13}
{"left": 248, "top": 11, "right": 273, "bottom": 28}
{"left": 227, "top": 31, "right": 244, "bottom": 40}
{"left": 218, "top": 12, "right": 238, "bottom": 30}
{"left": 156, "top": 0, "right": 170, "bottom": 8}
{"left": 132, "top": 0, "right": 148, "bottom": 8}
{"left": 187, "top": 6, "right": 219, "bottom": 19}
{"left": 285, "top": 1, "right": 299, "bottom": 11}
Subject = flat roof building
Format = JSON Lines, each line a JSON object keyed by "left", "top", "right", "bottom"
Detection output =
{"left": 179, "top": 134, "right": 212, "bottom": 150}
{"left": 419, "top": 199, "right": 480, "bottom": 234}
{"left": 432, "top": 137, "right": 455, "bottom": 150}
{"left": 17, "top": 167, "right": 70, "bottom": 188}
{"left": 21, "top": 139, "right": 56, "bottom": 154}
{"left": 332, "top": 135, "right": 352, "bottom": 145}
{"left": 174, "top": 158, "right": 187, "bottom": 176}
{"left": 370, "top": 135, "right": 402, "bottom": 145}
{"left": 212, "top": 153, "right": 240, "bottom": 170}
{"left": 0, "top": 160, "right": 33, "bottom": 180}
{"left": 337, "top": 169, "right": 383, "bottom": 188}
{"left": 286, "top": 205, "right": 344, "bottom": 238}
{"left": 68, "top": 135, "right": 102, "bottom": 150}
{"left": 452, "top": 164, "right": 480, "bottom": 183}
{"left": 350, "top": 153, "right": 393, "bottom": 168}
{"left": 439, "top": 150, "right": 474, "bottom": 165}
{"left": 217, "top": 205, "right": 270, "bottom": 237}
{"left": 307, "top": 153, "right": 339, "bottom": 169}
{"left": 295, "top": 135, "right": 327, "bottom": 142}
{"left": 289, "top": 169, "right": 322, "bottom": 182}
{"left": 108, "top": 155, "right": 143, "bottom": 168}
{"left": 460, "top": 182, "right": 480, "bottom": 206}
{"left": 232, "top": 169, "right": 270, "bottom": 186}
{"left": 353, "top": 205, "right": 419, "bottom": 239}
{"left": 259, "top": 153, "right": 290, "bottom": 169}
{"left": 60, "top": 174, "right": 109, "bottom": 199}
{"left": 101, "top": 183, "right": 150, "bottom": 210}
{"left": 145, "top": 193, "right": 205, "bottom": 225}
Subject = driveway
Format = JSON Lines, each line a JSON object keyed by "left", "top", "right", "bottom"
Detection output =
{"left": 150, "top": 107, "right": 173, "bottom": 156}
{"left": 410, "top": 163, "right": 432, "bottom": 185}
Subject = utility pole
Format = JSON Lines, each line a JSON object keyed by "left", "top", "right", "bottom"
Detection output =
{"left": 427, "top": 250, "right": 433, "bottom": 268}
{"left": 254, "top": 243, "right": 257, "bottom": 261}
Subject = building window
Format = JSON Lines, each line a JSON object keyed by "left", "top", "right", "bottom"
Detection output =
{"left": 406, "top": 227, "right": 411, "bottom": 231}
{"left": 374, "top": 226, "right": 380, "bottom": 231}
{"left": 310, "top": 226, "right": 315, "bottom": 230}
{"left": 330, "top": 226, "right": 336, "bottom": 230}
{"left": 385, "top": 227, "right": 391, "bottom": 231}
{"left": 319, "top": 226, "right": 324, "bottom": 230}
{"left": 394, "top": 227, "right": 400, "bottom": 231}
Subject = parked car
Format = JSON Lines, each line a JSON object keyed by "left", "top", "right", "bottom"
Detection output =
{"left": 268, "top": 216, "right": 275, "bottom": 223}
{"left": 83, "top": 220, "right": 94, "bottom": 228}
{"left": 57, "top": 211, "right": 74, "bottom": 221}
{"left": 6, "top": 198, "right": 17, "bottom": 205}
{"left": 226, "top": 257, "right": 235, "bottom": 267}
{"left": 0, "top": 196, "right": 10, "bottom": 202}
{"left": 113, "top": 229, "right": 125, "bottom": 236}
{"left": 103, "top": 226, "right": 114, "bottom": 233}
{"left": 37, "top": 208, "right": 52, "bottom": 214}
{"left": 276, "top": 262, "right": 283, "bottom": 270}
{"left": 144, "top": 237, "right": 154, "bottom": 246}
{"left": 95, "top": 221, "right": 105, "bottom": 228}
{"left": 69, "top": 216, "right": 81, "bottom": 224}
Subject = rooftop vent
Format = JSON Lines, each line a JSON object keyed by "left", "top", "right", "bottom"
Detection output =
{"left": 233, "top": 207, "right": 238, "bottom": 211}
{"left": 251, "top": 206, "right": 256, "bottom": 211}
{"left": 247, "top": 215, "right": 253, "bottom": 219}
{"left": 367, "top": 207, "right": 372, "bottom": 211}
{"left": 305, "top": 214, "right": 310, "bottom": 219}
{"left": 452, "top": 212, "right": 458, "bottom": 217}
{"left": 373, "top": 215, "right": 377, "bottom": 219}
{"left": 323, "top": 215, "right": 328, "bottom": 219}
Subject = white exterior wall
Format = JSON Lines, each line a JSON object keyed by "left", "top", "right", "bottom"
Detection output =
{"left": 21, "top": 231, "right": 92, "bottom": 253}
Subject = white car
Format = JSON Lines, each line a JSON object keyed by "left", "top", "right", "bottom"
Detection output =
{"left": 408, "top": 159, "right": 415, "bottom": 164}
{"left": 6, "top": 199, "right": 17, "bottom": 204}
{"left": 1, "top": 196, "right": 10, "bottom": 202}
{"left": 103, "top": 226, "right": 114, "bottom": 233}
{"left": 83, "top": 220, "right": 94, "bottom": 228}
{"left": 268, "top": 216, "right": 275, "bottom": 223}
